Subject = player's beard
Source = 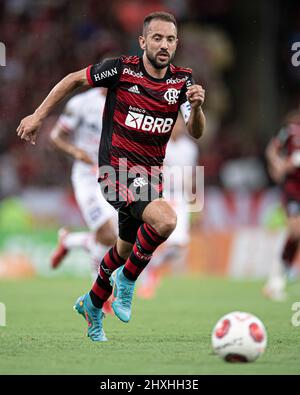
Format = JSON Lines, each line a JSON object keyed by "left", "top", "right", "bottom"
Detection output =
{"left": 145, "top": 48, "right": 174, "bottom": 70}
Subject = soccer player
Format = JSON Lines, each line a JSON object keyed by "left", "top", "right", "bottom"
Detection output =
{"left": 49, "top": 88, "right": 117, "bottom": 280}
{"left": 263, "top": 110, "right": 300, "bottom": 300}
{"left": 17, "top": 11, "right": 206, "bottom": 341}
{"left": 137, "top": 115, "right": 199, "bottom": 298}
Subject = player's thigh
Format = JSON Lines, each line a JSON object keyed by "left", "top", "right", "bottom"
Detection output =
{"left": 95, "top": 219, "right": 117, "bottom": 246}
{"left": 72, "top": 174, "right": 117, "bottom": 232}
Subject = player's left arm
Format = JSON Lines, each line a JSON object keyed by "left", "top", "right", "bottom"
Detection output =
{"left": 186, "top": 84, "right": 206, "bottom": 139}
{"left": 179, "top": 74, "right": 205, "bottom": 139}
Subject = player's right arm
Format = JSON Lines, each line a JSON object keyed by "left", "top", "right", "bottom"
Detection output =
{"left": 50, "top": 95, "right": 94, "bottom": 165}
{"left": 17, "top": 69, "right": 89, "bottom": 145}
{"left": 17, "top": 58, "right": 121, "bottom": 145}
{"left": 266, "top": 133, "right": 294, "bottom": 183}
{"left": 50, "top": 124, "right": 94, "bottom": 165}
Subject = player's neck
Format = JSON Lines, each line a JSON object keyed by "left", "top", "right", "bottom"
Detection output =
{"left": 142, "top": 54, "right": 168, "bottom": 79}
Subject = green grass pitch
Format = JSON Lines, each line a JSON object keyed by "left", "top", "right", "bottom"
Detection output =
{"left": 0, "top": 276, "right": 300, "bottom": 374}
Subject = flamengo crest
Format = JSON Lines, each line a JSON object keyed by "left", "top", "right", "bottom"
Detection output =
{"left": 164, "top": 88, "right": 180, "bottom": 105}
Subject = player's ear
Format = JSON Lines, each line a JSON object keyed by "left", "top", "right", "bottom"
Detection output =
{"left": 139, "top": 35, "right": 146, "bottom": 51}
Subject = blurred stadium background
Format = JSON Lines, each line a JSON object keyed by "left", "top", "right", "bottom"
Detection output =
{"left": 1, "top": 0, "right": 300, "bottom": 280}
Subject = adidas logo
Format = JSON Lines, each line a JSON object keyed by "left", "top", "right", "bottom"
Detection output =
{"left": 128, "top": 85, "right": 140, "bottom": 94}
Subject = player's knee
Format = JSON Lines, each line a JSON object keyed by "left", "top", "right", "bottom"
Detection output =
{"left": 156, "top": 212, "right": 177, "bottom": 238}
{"left": 289, "top": 228, "right": 300, "bottom": 240}
{"left": 288, "top": 217, "right": 300, "bottom": 239}
{"left": 292, "top": 229, "right": 300, "bottom": 240}
{"left": 95, "top": 224, "right": 117, "bottom": 247}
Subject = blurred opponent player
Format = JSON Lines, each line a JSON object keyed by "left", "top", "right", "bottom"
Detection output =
{"left": 138, "top": 115, "right": 199, "bottom": 298}
{"left": 49, "top": 88, "right": 117, "bottom": 280}
{"left": 17, "top": 11, "right": 206, "bottom": 342}
{"left": 263, "top": 110, "right": 300, "bottom": 300}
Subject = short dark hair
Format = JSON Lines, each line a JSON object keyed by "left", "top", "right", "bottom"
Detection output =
{"left": 143, "top": 11, "right": 177, "bottom": 36}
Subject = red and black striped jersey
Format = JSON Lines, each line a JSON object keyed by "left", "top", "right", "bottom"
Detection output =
{"left": 86, "top": 56, "right": 193, "bottom": 176}
{"left": 277, "top": 122, "right": 300, "bottom": 199}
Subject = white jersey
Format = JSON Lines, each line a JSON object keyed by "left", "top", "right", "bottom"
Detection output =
{"left": 164, "top": 135, "right": 198, "bottom": 194}
{"left": 58, "top": 88, "right": 106, "bottom": 176}
{"left": 163, "top": 135, "right": 198, "bottom": 245}
{"left": 165, "top": 135, "right": 198, "bottom": 167}
{"left": 58, "top": 89, "right": 117, "bottom": 231}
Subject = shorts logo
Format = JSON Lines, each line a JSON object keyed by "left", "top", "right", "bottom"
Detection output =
{"left": 133, "top": 177, "right": 148, "bottom": 187}
{"left": 89, "top": 207, "right": 102, "bottom": 221}
{"left": 164, "top": 89, "right": 180, "bottom": 105}
{"left": 125, "top": 111, "right": 174, "bottom": 133}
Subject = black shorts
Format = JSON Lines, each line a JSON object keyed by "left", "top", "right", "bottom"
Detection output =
{"left": 98, "top": 171, "right": 163, "bottom": 244}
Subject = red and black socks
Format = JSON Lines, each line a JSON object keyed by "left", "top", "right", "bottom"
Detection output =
{"left": 123, "top": 223, "right": 167, "bottom": 281}
{"left": 89, "top": 245, "right": 126, "bottom": 308}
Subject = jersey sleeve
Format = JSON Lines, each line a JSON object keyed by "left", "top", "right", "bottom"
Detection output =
{"left": 58, "top": 96, "right": 82, "bottom": 132}
{"left": 86, "top": 57, "right": 122, "bottom": 88}
{"left": 179, "top": 73, "right": 194, "bottom": 124}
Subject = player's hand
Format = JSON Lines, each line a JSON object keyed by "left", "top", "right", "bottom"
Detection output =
{"left": 73, "top": 148, "right": 95, "bottom": 165}
{"left": 269, "top": 158, "right": 294, "bottom": 183}
{"left": 17, "top": 114, "right": 42, "bottom": 145}
{"left": 186, "top": 85, "right": 205, "bottom": 108}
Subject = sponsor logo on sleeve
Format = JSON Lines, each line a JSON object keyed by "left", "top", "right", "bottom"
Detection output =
{"left": 94, "top": 67, "right": 118, "bottom": 82}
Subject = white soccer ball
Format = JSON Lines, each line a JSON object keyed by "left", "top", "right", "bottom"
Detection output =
{"left": 211, "top": 311, "right": 267, "bottom": 362}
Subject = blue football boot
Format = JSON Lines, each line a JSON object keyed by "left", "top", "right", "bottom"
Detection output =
{"left": 110, "top": 266, "right": 135, "bottom": 323}
{"left": 73, "top": 293, "right": 107, "bottom": 341}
